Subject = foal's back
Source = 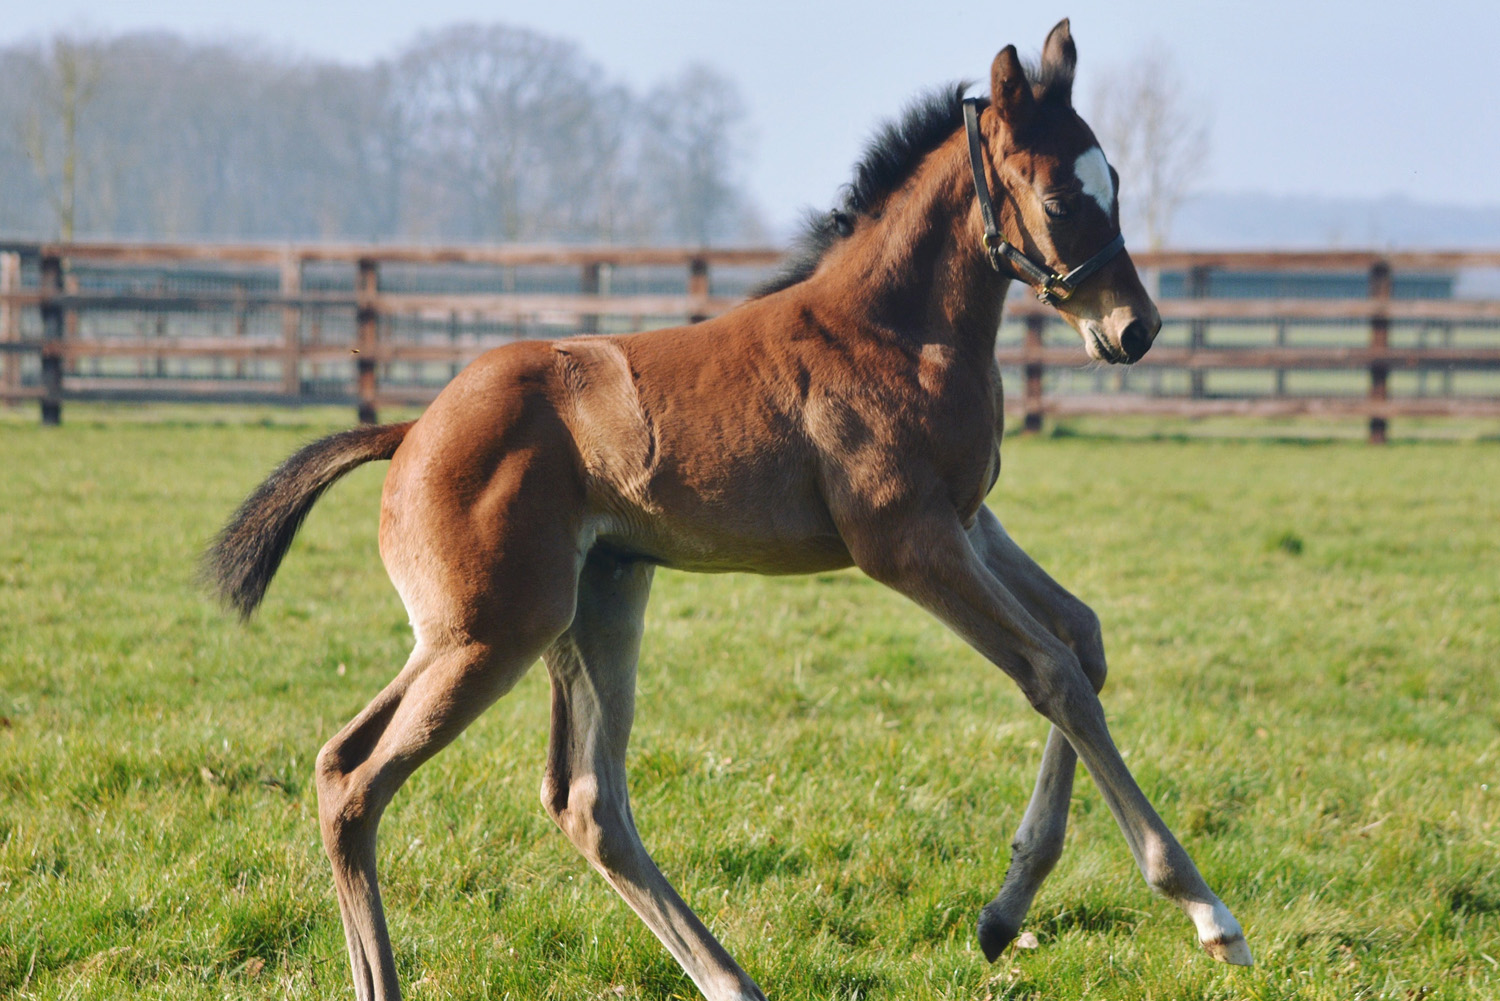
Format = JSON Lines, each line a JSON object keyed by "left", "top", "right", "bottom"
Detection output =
{"left": 382, "top": 294, "right": 894, "bottom": 584}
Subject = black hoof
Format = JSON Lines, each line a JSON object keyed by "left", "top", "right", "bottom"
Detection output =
{"left": 976, "top": 907, "right": 1019, "bottom": 963}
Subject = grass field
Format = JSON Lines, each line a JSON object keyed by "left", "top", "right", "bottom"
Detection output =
{"left": 1, "top": 408, "right": 1497, "bottom": 1000}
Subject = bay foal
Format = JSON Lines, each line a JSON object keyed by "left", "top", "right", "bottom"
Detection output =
{"left": 206, "top": 21, "right": 1251, "bottom": 1000}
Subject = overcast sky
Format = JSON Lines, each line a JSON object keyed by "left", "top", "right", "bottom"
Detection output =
{"left": 3, "top": 0, "right": 1497, "bottom": 235}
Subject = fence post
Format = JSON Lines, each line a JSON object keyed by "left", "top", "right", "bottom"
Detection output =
{"left": 1273, "top": 319, "right": 1288, "bottom": 398}
{"left": 449, "top": 308, "right": 461, "bottom": 381}
{"left": 688, "top": 256, "right": 709, "bottom": 324}
{"left": 153, "top": 275, "right": 167, "bottom": 377}
{"left": 1440, "top": 322, "right": 1454, "bottom": 397}
{"left": 0, "top": 252, "right": 18, "bottom": 402}
{"left": 280, "top": 250, "right": 302, "bottom": 400}
{"left": 40, "top": 253, "right": 64, "bottom": 426}
{"left": 1368, "top": 260, "right": 1392, "bottom": 444}
{"left": 355, "top": 257, "right": 379, "bottom": 424}
{"left": 63, "top": 268, "right": 79, "bottom": 379}
{"left": 232, "top": 280, "right": 248, "bottom": 380}
{"left": 1023, "top": 313, "right": 1046, "bottom": 434}
{"left": 1187, "top": 265, "right": 1210, "bottom": 399}
{"left": 1415, "top": 322, "right": 1429, "bottom": 398}
{"left": 580, "top": 261, "right": 601, "bottom": 334}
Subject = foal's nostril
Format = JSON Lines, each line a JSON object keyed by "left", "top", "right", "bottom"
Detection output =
{"left": 1120, "top": 320, "right": 1152, "bottom": 362}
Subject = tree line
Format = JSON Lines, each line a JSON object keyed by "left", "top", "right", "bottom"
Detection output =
{"left": 0, "top": 26, "right": 766, "bottom": 245}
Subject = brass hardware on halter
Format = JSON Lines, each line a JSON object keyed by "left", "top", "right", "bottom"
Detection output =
{"left": 1040, "top": 276, "right": 1072, "bottom": 303}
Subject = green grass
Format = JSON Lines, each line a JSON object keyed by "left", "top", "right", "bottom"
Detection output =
{"left": 1, "top": 408, "right": 1498, "bottom": 1000}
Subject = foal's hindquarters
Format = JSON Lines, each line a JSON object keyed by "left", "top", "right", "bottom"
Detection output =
{"left": 313, "top": 345, "right": 582, "bottom": 998}
{"left": 313, "top": 342, "right": 769, "bottom": 1001}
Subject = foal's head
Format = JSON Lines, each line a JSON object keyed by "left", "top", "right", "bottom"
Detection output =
{"left": 976, "top": 20, "right": 1160, "bottom": 363}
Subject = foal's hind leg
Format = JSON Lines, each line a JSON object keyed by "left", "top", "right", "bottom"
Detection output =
{"left": 542, "top": 549, "right": 767, "bottom": 1001}
{"left": 316, "top": 639, "right": 539, "bottom": 1000}
{"left": 965, "top": 507, "right": 1105, "bottom": 959}
{"left": 315, "top": 541, "right": 582, "bottom": 998}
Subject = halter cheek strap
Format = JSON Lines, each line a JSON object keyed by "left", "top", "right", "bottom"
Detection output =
{"left": 961, "top": 97, "right": 1126, "bottom": 306}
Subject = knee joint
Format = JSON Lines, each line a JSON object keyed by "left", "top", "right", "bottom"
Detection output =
{"left": 314, "top": 740, "right": 347, "bottom": 786}
{"left": 314, "top": 740, "right": 385, "bottom": 850}
{"left": 542, "top": 777, "right": 634, "bottom": 871}
{"left": 314, "top": 741, "right": 357, "bottom": 815}
{"left": 1050, "top": 600, "right": 1110, "bottom": 693}
{"left": 1023, "top": 650, "right": 1097, "bottom": 720}
{"left": 1064, "top": 604, "right": 1106, "bottom": 694}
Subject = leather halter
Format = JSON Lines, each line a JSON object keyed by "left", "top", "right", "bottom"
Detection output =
{"left": 962, "top": 97, "right": 1126, "bottom": 306}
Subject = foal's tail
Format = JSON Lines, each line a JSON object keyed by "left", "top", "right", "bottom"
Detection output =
{"left": 201, "top": 422, "right": 414, "bottom": 619}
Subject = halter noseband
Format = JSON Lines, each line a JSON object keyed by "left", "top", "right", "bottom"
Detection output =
{"left": 962, "top": 97, "right": 1125, "bottom": 306}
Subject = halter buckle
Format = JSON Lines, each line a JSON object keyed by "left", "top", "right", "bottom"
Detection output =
{"left": 1037, "top": 275, "right": 1072, "bottom": 304}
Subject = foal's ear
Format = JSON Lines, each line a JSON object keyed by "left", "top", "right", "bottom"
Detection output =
{"left": 990, "top": 45, "right": 1035, "bottom": 128}
{"left": 1040, "top": 18, "right": 1076, "bottom": 105}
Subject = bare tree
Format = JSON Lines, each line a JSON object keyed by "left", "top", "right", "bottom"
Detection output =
{"left": 642, "top": 64, "right": 755, "bottom": 246}
{"left": 1085, "top": 44, "right": 1210, "bottom": 249}
{"left": 16, "top": 36, "right": 105, "bottom": 240}
{"left": 395, "top": 25, "right": 615, "bottom": 242}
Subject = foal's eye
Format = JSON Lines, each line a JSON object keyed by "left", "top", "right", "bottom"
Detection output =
{"left": 1044, "top": 199, "right": 1069, "bottom": 219}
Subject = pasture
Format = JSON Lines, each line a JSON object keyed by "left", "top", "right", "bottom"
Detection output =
{"left": 1, "top": 409, "right": 1497, "bottom": 1000}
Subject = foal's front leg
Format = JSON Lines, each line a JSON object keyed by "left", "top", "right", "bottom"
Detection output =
{"left": 966, "top": 507, "right": 1103, "bottom": 959}
{"left": 855, "top": 512, "right": 1252, "bottom": 965}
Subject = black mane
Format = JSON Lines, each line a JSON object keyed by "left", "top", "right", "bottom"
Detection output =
{"left": 750, "top": 56, "right": 1076, "bottom": 300}
{"left": 749, "top": 82, "right": 975, "bottom": 298}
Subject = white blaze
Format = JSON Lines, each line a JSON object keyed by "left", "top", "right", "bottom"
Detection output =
{"left": 1074, "top": 147, "right": 1113, "bottom": 215}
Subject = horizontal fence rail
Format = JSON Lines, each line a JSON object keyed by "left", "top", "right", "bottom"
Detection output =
{"left": 2, "top": 240, "right": 1499, "bottom": 441}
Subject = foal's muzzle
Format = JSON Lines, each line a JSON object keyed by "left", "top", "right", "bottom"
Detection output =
{"left": 1120, "top": 320, "right": 1153, "bottom": 363}
{"left": 1098, "top": 302, "right": 1161, "bottom": 365}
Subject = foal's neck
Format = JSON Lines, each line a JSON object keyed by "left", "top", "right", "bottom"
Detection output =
{"left": 837, "top": 134, "right": 1010, "bottom": 363}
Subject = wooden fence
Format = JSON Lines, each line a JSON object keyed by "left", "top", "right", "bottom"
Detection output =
{"left": 2, "top": 241, "right": 1499, "bottom": 442}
